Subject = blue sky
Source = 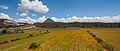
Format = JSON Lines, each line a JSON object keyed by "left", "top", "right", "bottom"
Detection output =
{"left": 0, "top": 0, "right": 120, "bottom": 20}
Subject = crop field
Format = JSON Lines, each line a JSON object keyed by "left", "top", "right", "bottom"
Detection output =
{"left": 0, "top": 27, "right": 120, "bottom": 51}
{"left": 90, "top": 28, "right": 120, "bottom": 51}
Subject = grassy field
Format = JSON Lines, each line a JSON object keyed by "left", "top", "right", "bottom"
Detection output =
{"left": 0, "top": 27, "right": 120, "bottom": 51}
{"left": 89, "top": 28, "right": 120, "bottom": 51}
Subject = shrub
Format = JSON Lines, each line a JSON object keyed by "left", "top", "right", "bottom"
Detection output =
{"left": 95, "top": 37, "right": 103, "bottom": 43}
{"left": 2, "top": 29, "right": 8, "bottom": 34}
{"left": 90, "top": 33, "right": 93, "bottom": 35}
{"left": 29, "top": 43, "right": 40, "bottom": 49}
{"left": 92, "top": 35, "right": 96, "bottom": 37}
{"left": 11, "top": 39, "right": 17, "bottom": 42}
{"left": 16, "top": 38, "right": 21, "bottom": 40}
{"left": 101, "top": 42, "right": 113, "bottom": 50}
{"left": 4, "top": 41, "right": 8, "bottom": 43}
{"left": 29, "top": 34, "right": 33, "bottom": 37}
{"left": 27, "top": 36, "right": 30, "bottom": 38}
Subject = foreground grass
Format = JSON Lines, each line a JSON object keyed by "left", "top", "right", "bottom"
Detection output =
{"left": 89, "top": 28, "right": 120, "bottom": 51}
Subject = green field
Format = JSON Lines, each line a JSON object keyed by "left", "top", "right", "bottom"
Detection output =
{"left": 0, "top": 27, "right": 120, "bottom": 51}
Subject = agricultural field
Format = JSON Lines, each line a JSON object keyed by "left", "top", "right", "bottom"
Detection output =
{"left": 90, "top": 28, "right": 120, "bottom": 51}
{"left": 0, "top": 27, "right": 120, "bottom": 51}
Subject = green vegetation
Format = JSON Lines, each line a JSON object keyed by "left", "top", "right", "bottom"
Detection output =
{"left": 34, "top": 22, "right": 120, "bottom": 28}
{"left": 1, "top": 29, "right": 8, "bottom": 34}
{"left": 29, "top": 43, "right": 40, "bottom": 49}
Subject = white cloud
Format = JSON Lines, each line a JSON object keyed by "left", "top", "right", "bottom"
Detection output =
{"left": 15, "top": 15, "right": 120, "bottom": 24}
{"left": 37, "top": 16, "right": 46, "bottom": 23}
{"left": 16, "top": 16, "right": 46, "bottom": 24}
{"left": 15, "top": 17, "right": 37, "bottom": 24}
{"left": 0, "top": 13, "right": 11, "bottom": 19}
{"left": 32, "top": 14, "right": 37, "bottom": 16}
{"left": 67, "top": 14, "right": 69, "bottom": 17}
{"left": 16, "top": 13, "right": 19, "bottom": 15}
{"left": 19, "top": 13, "right": 27, "bottom": 17}
{"left": 51, "top": 15, "right": 120, "bottom": 23}
{"left": 18, "top": 0, "right": 49, "bottom": 13}
{"left": 0, "top": 5, "right": 8, "bottom": 9}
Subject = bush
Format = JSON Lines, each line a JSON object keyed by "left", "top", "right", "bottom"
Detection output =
{"left": 90, "top": 33, "right": 93, "bottom": 35}
{"left": 101, "top": 42, "right": 113, "bottom": 50}
{"left": 29, "top": 34, "right": 33, "bottom": 37}
{"left": 27, "top": 36, "right": 30, "bottom": 38}
{"left": 29, "top": 43, "right": 40, "bottom": 49}
{"left": 2, "top": 29, "right": 8, "bottom": 34}
{"left": 92, "top": 35, "right": 96, "bottom": 37}
{"left": 11, "top": 39, "right": 17, "bottom": 42}
{"left": 16, "top": 38, "right": 21, "bottom": 40}
{"left": 4, "top": 41, "right": 8, "bottom": 43}
{"left": 95, "top": 37, "right": 103, "bottom": 43}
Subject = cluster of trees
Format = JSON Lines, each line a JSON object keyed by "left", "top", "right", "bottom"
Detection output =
{"left": 34, "top": 22, "right": 120, "bottom": 28}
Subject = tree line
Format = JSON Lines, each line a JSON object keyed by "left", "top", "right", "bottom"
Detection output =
{"left": 34, "top": 22, "right": 120, "bottom": 28}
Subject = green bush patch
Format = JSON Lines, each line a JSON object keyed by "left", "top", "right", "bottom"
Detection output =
{"left": 29, "top": 43, "right": 40, "bottom": 49}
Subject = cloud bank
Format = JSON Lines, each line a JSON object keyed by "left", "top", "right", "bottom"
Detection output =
{"left": 17, "top": 0, "right": 49, "bottom": 13}
{"left": 0, "top": 13, "right": 120, "bottom": 24}
{"left": 0, "top": 13, "right": 10, "bottom": 19}
{"left": 51, "top": 16, "right": 120, "bottom": 23}
{"left": 16, "top": 16, "right": 46, "bottom": 24}
{"left": 15, "top": 17, "right": 37, "bottom": 24}
{"left": 0, "top": 5, "right": 8, "bottom": 9}
{"left": 15, "top": 15, "right": 120, "bottom": 24}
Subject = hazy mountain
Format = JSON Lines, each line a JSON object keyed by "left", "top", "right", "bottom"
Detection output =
{"left": 43, "top": 18, "right": 55, "bottom": 23}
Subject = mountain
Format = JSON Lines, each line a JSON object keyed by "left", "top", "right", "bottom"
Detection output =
{"left": 43, "top": 18, "right": 55, "bottom": 23}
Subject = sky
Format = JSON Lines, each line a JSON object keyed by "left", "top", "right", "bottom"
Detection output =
{"left": 0, "top": 0, "right": 120, "bottom": 23}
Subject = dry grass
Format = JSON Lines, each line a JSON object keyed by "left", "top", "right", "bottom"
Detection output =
{"left": 0, "top": 27, "right": 119, "bottom": 51}
{"left": 89, "top": 28, "right": 120, "bottom": 51}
